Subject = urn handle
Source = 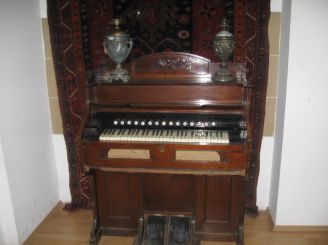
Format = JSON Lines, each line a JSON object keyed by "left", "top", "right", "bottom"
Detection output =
{"left": 125, "top": 38, "right": 133, "bottom": 59}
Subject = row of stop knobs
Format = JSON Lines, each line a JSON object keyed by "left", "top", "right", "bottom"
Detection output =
{"left": 113, "top": 119, "right": 217, "bottom": 127}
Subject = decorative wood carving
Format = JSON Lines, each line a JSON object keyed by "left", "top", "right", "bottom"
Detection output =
{"left": 131, "top": 52, "right": 210, "bottom": 79}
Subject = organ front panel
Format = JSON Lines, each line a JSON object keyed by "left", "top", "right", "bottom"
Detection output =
{"left": 78, "top": 52, "right": 251, "bottom": 245}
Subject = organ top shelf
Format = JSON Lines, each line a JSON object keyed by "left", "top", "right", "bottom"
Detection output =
{"left": 88, "top": 52, "right": 248, "bottom": 86}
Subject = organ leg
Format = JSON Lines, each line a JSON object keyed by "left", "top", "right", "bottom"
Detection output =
{"left": 190, "top": 219, "right": 200, "bottom": 245}
{"left": 245, "top": 206, "right": 259, "bottom": 218}
{"left": 237, "top": 225, "right": 244, "bottom": 245}
{"left": 89, "top": 219, "right": 101, "bottom": 245}
{"left": 89, "top": 171, "right": 101, "bottom": 245}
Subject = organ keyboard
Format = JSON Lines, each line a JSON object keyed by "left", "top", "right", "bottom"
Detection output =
{"left": 99, "top": 128, "right": 231, "bottom": 144}
{"left": 87, "top": 112, "right": 247, "bottom": 144}
{"left": 78, "top": 52, "right": 251, "bottom": 245}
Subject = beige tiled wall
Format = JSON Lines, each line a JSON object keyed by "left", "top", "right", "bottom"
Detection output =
{"left": 42, "top": 14, "right": 281, "bottom": 136}
{"left": 42, "top": 19, "right": 63, "bottom": 134}
{"left": 264, "top": 12, "right": 281, "bottom": 136}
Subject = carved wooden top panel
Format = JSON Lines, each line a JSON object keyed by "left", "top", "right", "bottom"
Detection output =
{"left": 131, "top": 52, "right": 210, "bottom": 79}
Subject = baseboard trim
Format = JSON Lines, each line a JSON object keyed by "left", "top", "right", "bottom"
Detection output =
{"left": 273, "top": 226, "right": 328, "bottom": 232}
{"left": 22, "top": 201, "right": 64, "bottom": 245}
{"left": 266, "top": 207, "right": 328, "bottom": 232}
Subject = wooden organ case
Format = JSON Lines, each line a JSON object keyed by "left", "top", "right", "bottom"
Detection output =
{"left": 78, "top": 52, "right": 252, "bottom": 245}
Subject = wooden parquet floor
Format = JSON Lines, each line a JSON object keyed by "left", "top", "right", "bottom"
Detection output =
{"left": 24, "top": 205, "right": 328, "bottom": 245}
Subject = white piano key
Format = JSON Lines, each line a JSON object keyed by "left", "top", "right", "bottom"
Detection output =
{"left": 104, "top": 129, "right": 110, "bottom": 141}
{"left": 224, "top": 131, "right": 230, "bottom": 144}
{"left": 173, "top": 130, "right": 179, "bottom": 143}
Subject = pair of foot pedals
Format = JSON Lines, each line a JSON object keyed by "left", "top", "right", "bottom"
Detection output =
{"left": 135, "top": 215, "right": 193, "bottom": 245}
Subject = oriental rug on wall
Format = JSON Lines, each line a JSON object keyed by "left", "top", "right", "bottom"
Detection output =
{"left": 47, "top": 0, "right": 270, "bottom": 214}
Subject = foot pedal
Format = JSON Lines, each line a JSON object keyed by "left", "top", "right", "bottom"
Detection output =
{"left": 136, "top": 215, "right": 192, "bottom": 245}
{"left": 168, "top": 217, "right": 190, "bottom": 245}
{"left": 142, "top": 216, "right": 167, "bottom": 245}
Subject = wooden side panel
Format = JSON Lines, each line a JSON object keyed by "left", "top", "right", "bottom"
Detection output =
{"left": 195, "top": 175, "right": 244, "bottom": 234}
{"left": 96, "top": 171, "right": 141, "bottom": 229}
{"left": 204, "top": 176, "right": 232, "bottom": 223}
{"left": 106, "top": 173, "right": 131, "bottom": 220}
{"left": 141, "top": 174, "right": 195, "bottom": 214}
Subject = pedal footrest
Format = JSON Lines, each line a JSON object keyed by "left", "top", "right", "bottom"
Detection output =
{"left": 136, "top": 214, "right": 192, "bottom": 245}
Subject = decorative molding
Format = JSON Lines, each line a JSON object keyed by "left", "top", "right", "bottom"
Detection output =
{"left": 154, "top": 57, "right": 192, "bottom": 71}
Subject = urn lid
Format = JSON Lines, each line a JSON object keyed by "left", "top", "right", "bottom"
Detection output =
{"left": 216, "top": 17, "right": 233, "bottom": 37}
{"left": 104, "top": 18, "right": 130, "bottom": 40}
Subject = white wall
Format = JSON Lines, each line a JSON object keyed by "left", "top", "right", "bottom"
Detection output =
{"left": 53, "top": 135, "right": 71, "bottom": 202}
{"left": 271, "top": 0, "right": 328, "bottom": 226}
{"left": 257, "top": 137, "right": 274, "bottom": 209}
{"left": 271, "top": 0, "right": 283, "bottom": 12}
{"left": 0, "top": 138, "right": 19, "bottom": 245}
{"left": 269, "top": 0, "right": 291, "bottom": 222}
{"left": 39, "top": 0, "right": 47, "bottom": 18}
{"left": 0, "top": 0, "right": 59, "bottom": 243}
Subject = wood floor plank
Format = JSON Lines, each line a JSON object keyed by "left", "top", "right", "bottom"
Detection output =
{"left": 24, "top": 208, "right": 328, "bottom": 245}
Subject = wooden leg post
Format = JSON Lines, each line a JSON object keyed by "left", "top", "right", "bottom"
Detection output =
{"left": 237, "top": 225, "right": 244, "bottom": 245}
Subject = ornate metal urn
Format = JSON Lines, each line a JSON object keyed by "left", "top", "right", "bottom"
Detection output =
{"left": 213, "top": 18, "right": 235, "bottom": 82}
{"left": 103, "top": 19, "right": 133, "bottom": 83}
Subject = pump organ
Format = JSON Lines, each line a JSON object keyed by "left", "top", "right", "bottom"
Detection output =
{"left": 78, "top": 52, "right": 252, "bottom": 245}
